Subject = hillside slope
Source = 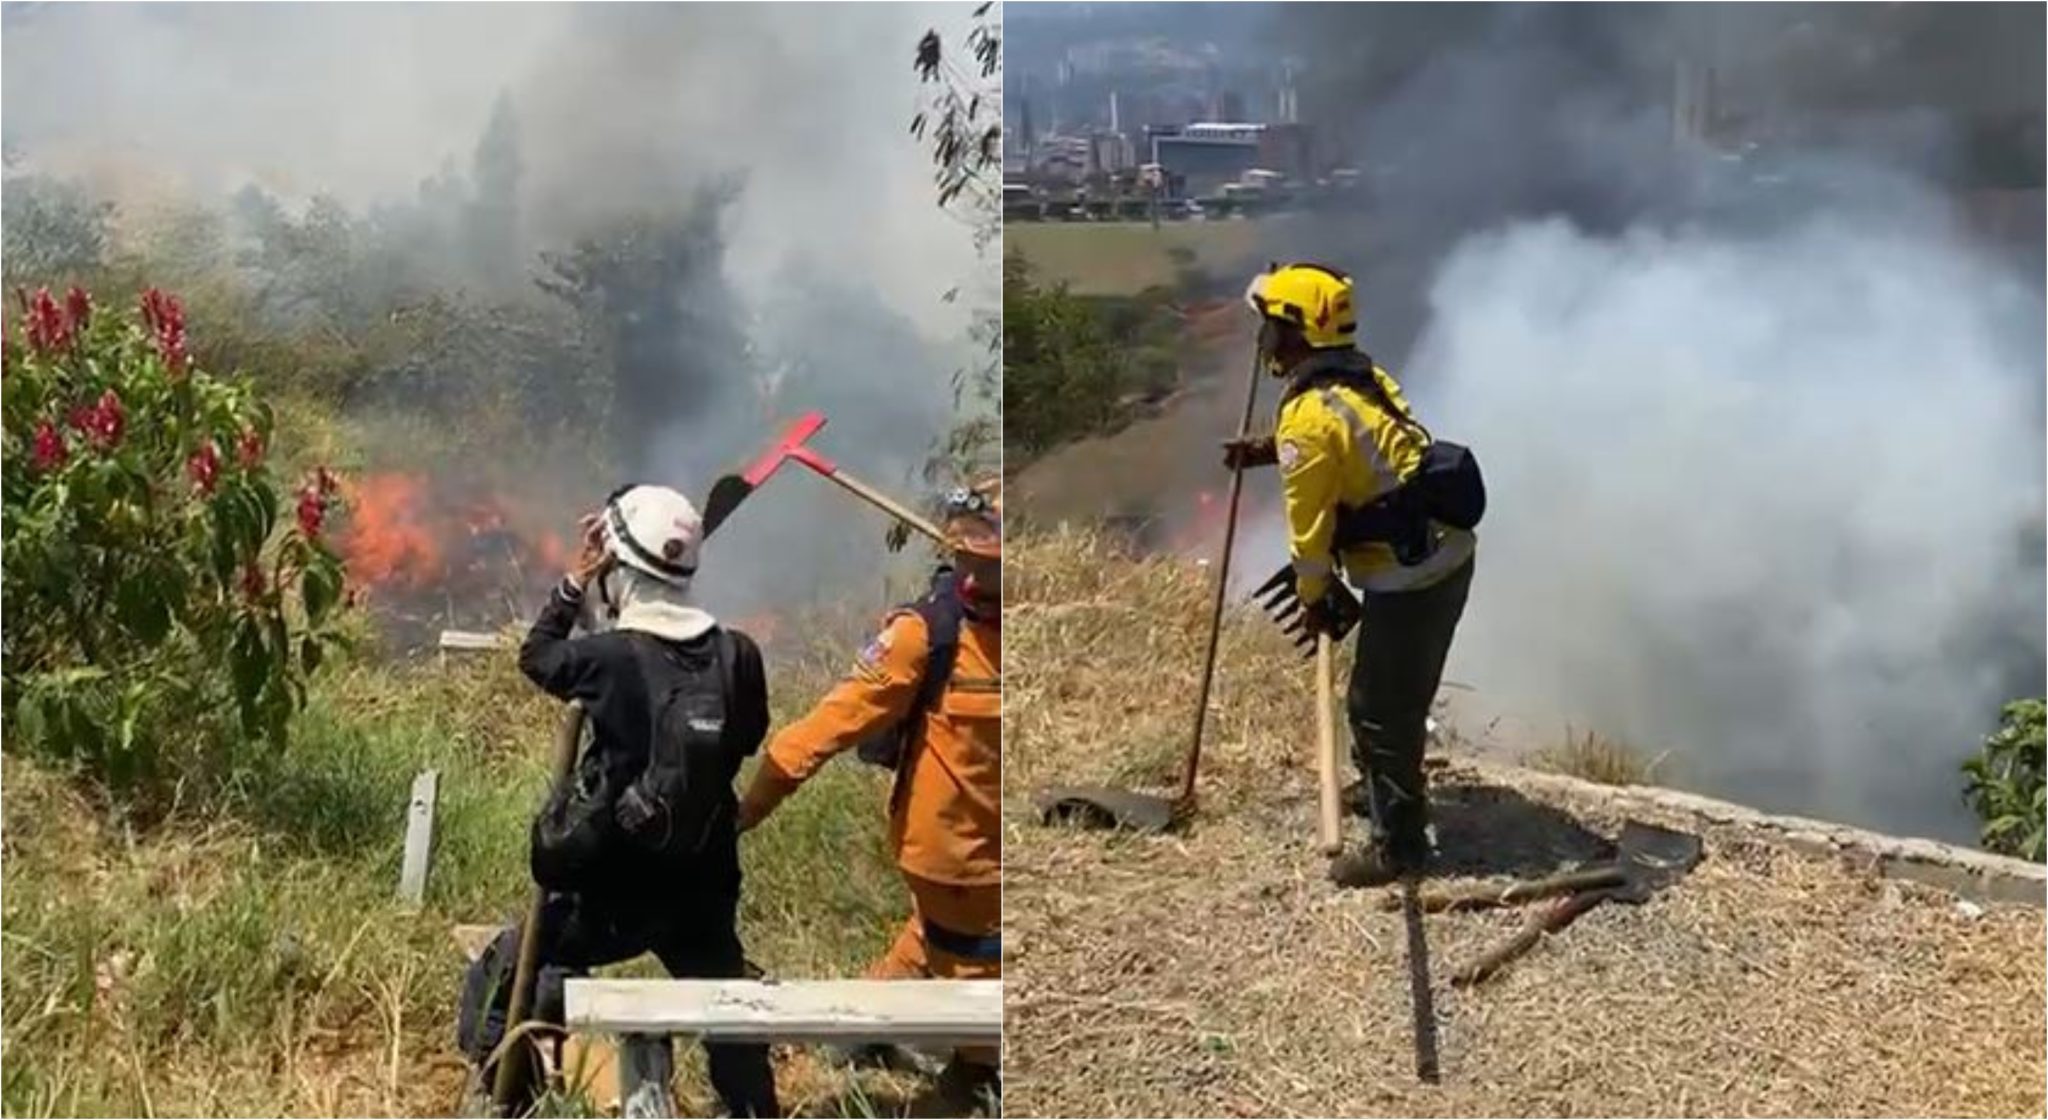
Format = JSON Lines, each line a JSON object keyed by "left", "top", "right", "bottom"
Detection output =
{"left": 1004, "top": 528, "right": 2047, "bottom": 1118}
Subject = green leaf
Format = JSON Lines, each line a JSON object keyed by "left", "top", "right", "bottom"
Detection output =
{"left": 113, "top": 576, "right": 172, "bottom": 646}
{"left": 229, "top": 618, "right": 268, "bottom": 732}
{"left": 302, "top": 560, "right": 339, "bottom": 623}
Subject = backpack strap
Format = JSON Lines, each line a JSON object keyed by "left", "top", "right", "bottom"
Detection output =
{"left": 712, "top": 626, "right": 737, "bottom": 732}
{"left": 910, "top": 571, "right": 964, "bottom": 715}
{"left": 1281, "top": 350, "right": 1434, "bottom": 444}
{"left": 882, "top": 569, "right": 966, "bottom": 806}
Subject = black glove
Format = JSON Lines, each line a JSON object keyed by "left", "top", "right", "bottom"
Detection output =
{"left": 1221, "top": 436, "right": 1278, "bottom": 471}
{"left": 1253, "top": 564, "right": 1362, "bottom": 655}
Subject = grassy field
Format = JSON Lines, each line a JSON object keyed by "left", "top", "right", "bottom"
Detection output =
{"left": 1003, "top": 526, "right": 2046, "bottom": 1118}
{"left": 0, "top": 637, "right": 939, "bottom": 1118}
{"left": 1006, "top": 220, "right": 1277, "bottom": 295}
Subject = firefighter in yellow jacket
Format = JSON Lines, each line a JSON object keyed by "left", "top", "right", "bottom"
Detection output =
{"left": 737, "top": 482, "right": 1001, "bottom": 1101}
{"left": 1226, "top": 263, "right": 1480, "bottom": 887}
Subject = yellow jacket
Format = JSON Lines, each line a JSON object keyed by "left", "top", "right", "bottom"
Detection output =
{"left": 1275, "top": 352, "right": 1476, "bottom": 600}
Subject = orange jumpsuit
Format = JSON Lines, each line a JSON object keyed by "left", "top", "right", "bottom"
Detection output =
{"left": 740, "top": 601, "right": 1001, "bottom": 1058}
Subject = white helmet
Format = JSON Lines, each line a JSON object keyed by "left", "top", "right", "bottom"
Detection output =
{"left": 601, "top": 484, "right": 703, "bottom": 587}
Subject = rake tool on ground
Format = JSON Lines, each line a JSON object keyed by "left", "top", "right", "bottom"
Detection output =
{"left": 1032, "top": 357, "right": 1263, "bottom": 834}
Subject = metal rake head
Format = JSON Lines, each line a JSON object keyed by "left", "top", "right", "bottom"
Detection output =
{"left": 1252, "top": 564, "right": 1360, "bottom": 655}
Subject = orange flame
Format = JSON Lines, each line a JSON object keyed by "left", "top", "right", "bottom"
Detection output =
{"left": 338, "top": 474, "right": 445, "bottom": 590}
{"left": 336, "top": 472, "right": 568, "bottom": 613}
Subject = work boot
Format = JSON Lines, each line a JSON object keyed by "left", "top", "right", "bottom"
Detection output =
{"left": 1327, "top": 838, "right": 1429, "bottom": 889}
{"left": 1341, "top": 779, "right": 1375, "bottom": 821}
{"left": 821, "top": 1041, "right": 944, "bottom": 1077}
{"left": 931, "top": 1057, "right": 1001, "bottom": 1116}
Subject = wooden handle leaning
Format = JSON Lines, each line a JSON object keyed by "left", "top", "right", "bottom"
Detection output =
{"left": 493, "top": 701, "right": 587, "bottom": 1111}
{"left": 822, "top": 470, "right": 948, "bottom": 543}
{"left": 1316, "top": 634, "right": 1342, "bottom": 856}
{"left": 1388, "top": 865, "right": 1630, "bottom": 913}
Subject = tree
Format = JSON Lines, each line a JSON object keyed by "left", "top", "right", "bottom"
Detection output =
{"left": 1002, "top": 253, "right": 1133, "bottom": 458}
{"left": 464, "top": 93, "right": 524, "bottom": 285}
{"left": 912, "top": 2, "right": 1003, "bottom": 483}
{"left": 534, "top": 180, "right": 754, "bottom": 484}
{"left": 1, "top": 174, "right": 113, "bottom": 286}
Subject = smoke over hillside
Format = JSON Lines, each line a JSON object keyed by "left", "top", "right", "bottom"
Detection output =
{"left": 3, "top": 2, "right": 989, "bottom": 625}
{"left": 1251, "top": 3, "right": 2045, "bottom": 841}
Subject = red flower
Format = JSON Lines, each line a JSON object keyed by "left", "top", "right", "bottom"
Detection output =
{"left": 187, "top": 441, "right": 222, "bottom": 495}
{"left": 24, "top": 288, "right": 72, "bottom": 353}
{"left": 240, "top": 562, "right": 267, "bottom": 601}
{"left": 140, "top": 288, "right": 188, "bottom": 376}
{"left": 314, "top": 465, "right": 338, "bottom": 496}
{"left": 82, "top": 389, "right": 125, "bottom": 450}
{"left": 296, "top": 482, "right": 327, "bottom": 540}
{"left": 65, "top": 287, "right": 92, "bottom": 332}
{"left": 235, "top": 427, "right": 266, "bottom": 469}
{"left": 30, "top": 421, "right": 68, "bottom": 472}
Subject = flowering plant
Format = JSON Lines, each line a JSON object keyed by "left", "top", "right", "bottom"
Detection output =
{"left": 3, "top": 286, "right": 348, "bottom": 790}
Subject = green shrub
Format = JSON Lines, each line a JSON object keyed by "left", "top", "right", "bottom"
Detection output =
{"left": 2, "top": 285, "right": 348, "bottom": 805}
{"left": 1003, "top": 253, "right": 1188, "bottom": 459}
{"left": 1962, "top": 698, "right": 2045, "bottom": 861}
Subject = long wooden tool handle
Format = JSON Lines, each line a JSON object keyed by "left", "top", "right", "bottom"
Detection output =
{"left": 1450, "top": 888, "right": 1610, "bottom": 988}
{"left": 1316, "top": 633, "right": 1342, "bottom": 856}
{"left": 1181, "top": 357, "right": 1264, "bottom": 806}
{"left": 822, "top": 470, "right": 948, "bottom": 543}
{"left": 492, "top": 701, "right": 586, "bottom": 1112}
{"left": 1393, "top": 865, "right": 1629, "bottom": 913}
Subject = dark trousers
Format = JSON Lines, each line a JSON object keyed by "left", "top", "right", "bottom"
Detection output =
{"left": 1348, "top": 555, "right": 1474, "bottom": 860}
{"left": 504, "top": 888, "right": 779, "bottom": 1117}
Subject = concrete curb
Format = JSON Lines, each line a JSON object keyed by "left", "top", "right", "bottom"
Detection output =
{"left": 1450, "top": 755, "right": 2047, "bottom": 908}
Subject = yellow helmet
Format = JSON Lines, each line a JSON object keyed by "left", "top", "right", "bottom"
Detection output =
{"left": 1244, "top": 262, "right": 1357, "bottom": 351}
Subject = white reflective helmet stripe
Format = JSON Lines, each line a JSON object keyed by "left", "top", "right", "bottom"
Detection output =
{"left": 603, "top": 485, "right": 705, "bottom": 587}
{"left": 606, "top": 498, "right": 695, "bottom": 579}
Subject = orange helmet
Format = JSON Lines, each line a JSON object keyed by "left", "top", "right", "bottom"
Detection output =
{"left": 942, "top": 478, "right": 1001, "bottom": 559}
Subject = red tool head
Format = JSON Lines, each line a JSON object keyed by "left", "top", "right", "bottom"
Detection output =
{"left": 740, "top": 410, "right": 834, "bottom": 485}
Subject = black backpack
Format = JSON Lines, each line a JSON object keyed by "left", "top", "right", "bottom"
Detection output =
{"left": 529, "top": 630, "right": 742, "bottom": 892}
{"left": 854, "top": 567, "right": 964, "bottom": 770}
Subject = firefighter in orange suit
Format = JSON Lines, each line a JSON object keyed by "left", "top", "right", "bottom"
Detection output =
{"left": 737, "top": 482, "right": 1001, "bottom": 1104}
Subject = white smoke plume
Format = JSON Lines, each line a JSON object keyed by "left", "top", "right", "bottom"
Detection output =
{"left": 1411, "top": 204, "right": 2044, "bottom": 841}
{"left": 1242, "top": 4, "right": 2046, "bottom": 842}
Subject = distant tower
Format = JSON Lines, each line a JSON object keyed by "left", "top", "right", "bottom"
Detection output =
{"left": 1277, "top": 60, "right": 1299, "bottom": 124}
{"left": 1110, "top": 89, "right": 1120, "bottom": 134}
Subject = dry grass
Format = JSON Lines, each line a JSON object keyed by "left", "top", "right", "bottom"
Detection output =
{"left": 3, "top": 640, "right": 960, "bottom": 1118}
{"left": 1004, "top": 527, "right": 2048, "bottom": 1118}
{"left": 1524, "top": 727, "right": 1666, "bottom": 787}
